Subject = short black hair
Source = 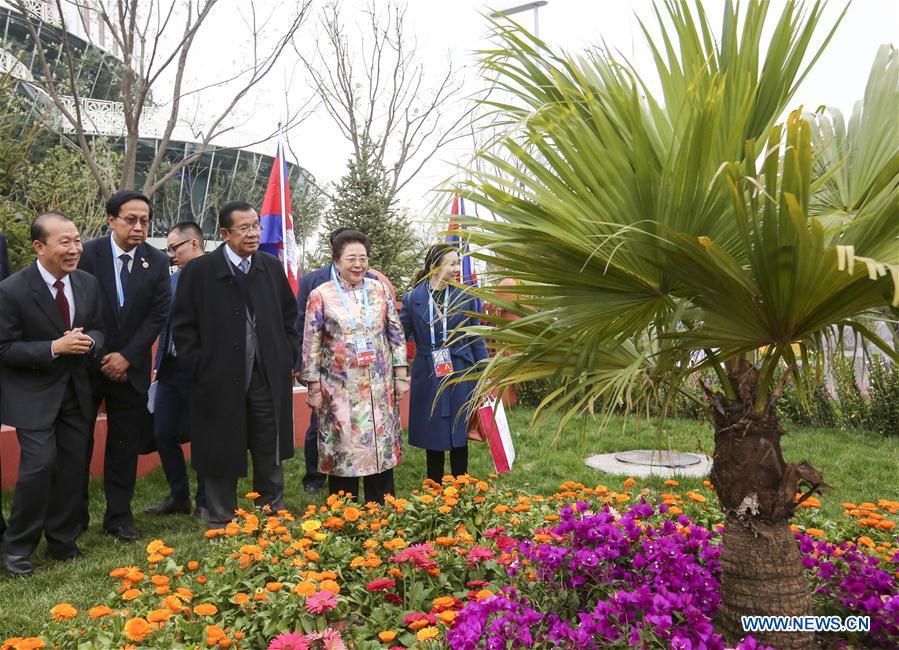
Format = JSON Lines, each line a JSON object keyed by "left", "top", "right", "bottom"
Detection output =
{"left": 329, "top": 227, "right": 353, "bottom": 249}
{"left": 332, "top": 229, "right": 371, "bottom": 260}
{"left": 219, "top": 201, "right": 256, "bottom": 230}
{"left": 106, "top": 190, "right": 152, "bottom": 219}
{"left": 169, "top": 220, "right": 204, "bottom": 242}
{"left": 31, "top": 211, "right": 72, "bottom": 244}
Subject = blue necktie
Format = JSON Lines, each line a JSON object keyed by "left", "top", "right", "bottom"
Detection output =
{"left": 119, "top": 253, "right": 131, "bottom": 308}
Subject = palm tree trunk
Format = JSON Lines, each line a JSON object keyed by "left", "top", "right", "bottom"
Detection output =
{"left": 708, "top": 360, "right": 823, "bottom": 650}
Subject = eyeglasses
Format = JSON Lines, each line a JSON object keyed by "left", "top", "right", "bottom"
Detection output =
{"left": 164, "top": 239, "right": 191, "bottom": 254}
{"left": 341, "top": 256, "right": 368, "bottom": 265}
{"left": 227, "top": 223, "right": 262, "bottom": 235}
{"left": 116, "top": 215, "right": 151, "bottom": 228}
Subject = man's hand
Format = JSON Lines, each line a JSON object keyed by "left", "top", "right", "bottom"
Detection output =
{"left": 307, "top": 390, "right": 323, "bottom": 411}
{"left": 101, "top": 352, "right": 130, "bottom": 382}
{"left": 52, "top": 328, "right": 94, "bottom": 356}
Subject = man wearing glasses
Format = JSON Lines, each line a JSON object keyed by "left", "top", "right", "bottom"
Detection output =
{"left": 144, "top": 221, "right": 207, "bottom": 519}
{"left": 78, "top": 190, "right": 171, "bottom": 541}
{"left": 172, "top": 202, "right": 299, "bottom": 530}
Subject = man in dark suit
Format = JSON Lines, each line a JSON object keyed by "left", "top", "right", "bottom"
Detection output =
{"left": 144, "top": 221, "right": 207, "bottom": 519}
{"left": 0, "top": 230, "right": 8, "bottom": 539}
{"left": 0, "top": 213, "right": 105, "bottom": 576}
{"left": 173, "top": 202, "right": 299, "bottom": 530}
{"left": 78, "top": 190, "right": 171, "bottom": 541}
{"left": 292, "top": 228, "right": 389, "bottom": 494}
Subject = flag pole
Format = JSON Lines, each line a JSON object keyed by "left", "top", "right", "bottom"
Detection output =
{"left": 277, "top": 122, "right": 289, "bottom": 276}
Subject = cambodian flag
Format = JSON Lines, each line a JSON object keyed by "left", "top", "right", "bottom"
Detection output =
{"left": 259, "top": 140, "right": 299, "bottom": 295}
{"left": 446, "top": 194, "right": 481, "bottom": 312}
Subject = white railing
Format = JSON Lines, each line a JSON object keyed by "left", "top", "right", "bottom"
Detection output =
{"left": 58, "top": 95, "right": 128, "bottom": 135}
{"left": 9, "top": 0, "right": 61, "bottom": 27}
{"left": 0, "top": 47, "right": 33, "bottom": 80}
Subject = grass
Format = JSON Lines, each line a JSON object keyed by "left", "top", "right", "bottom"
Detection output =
{"left": 1, "top": 408, "right": 896, "bottom": 637}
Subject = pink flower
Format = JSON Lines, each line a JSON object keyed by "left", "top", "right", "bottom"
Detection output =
{"left": 305, "top": 589, "right": 338, "bottom": 614}
{"left": 268, "top": 631, "right": 311, "bottom": 650}
{"left": 366, "top": 577, "right": 396, "bottom": 591}
{"left": 306, "top": 629, "right": 346, "bottom": 650}
{"left": 467, "top": 545, "right": 496, "bottom": 567}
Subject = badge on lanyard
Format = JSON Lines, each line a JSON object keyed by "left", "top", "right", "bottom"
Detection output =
{"left": 432, "top": 347, "right": 453, "bottom": 377}
{"left": 355, "top": 335, "right": 376, "bottom": 366}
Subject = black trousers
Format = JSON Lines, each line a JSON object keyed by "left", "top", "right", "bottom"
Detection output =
{"left": 153, "top": 364, "right": 206, "bottom": 508}
{"left": 3, "top": 381, "right": 88, "bottom": 558}
{"left": 204, "top": 365, "right": 284, "bottom": 528}
{"left": 426, "top": 446, "right": 469, "bottom": 484}
{"left": 328, "top": 469, "right": 395, "bottom": 505}
{"left": 302, "top": 411, "right": 326, "bottom": 490}
{"left": 82, "top": 379, "right": 150, "bottom": 531}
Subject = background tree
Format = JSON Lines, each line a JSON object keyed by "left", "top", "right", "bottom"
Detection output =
{"left": 458, "top": 4, "right": 897, "bottom": 649}
{"left": 315, "top": 139, "right": 421, "bottom": 287}
{"left": 300, "top": 0, "right": 466, "bottom": 204}
{"left": 12, "top": 0, "right": 311, "bottom": 199}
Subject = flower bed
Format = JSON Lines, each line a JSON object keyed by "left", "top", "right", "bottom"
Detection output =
{"left": 3, "top": 477, "right": 896, "bottom": 649}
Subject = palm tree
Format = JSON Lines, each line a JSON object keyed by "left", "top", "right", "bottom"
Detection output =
{"left": 458, "top": 2, "right": 898, "bottom": 648}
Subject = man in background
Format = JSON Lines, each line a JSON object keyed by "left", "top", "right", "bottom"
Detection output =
{"left": 78, "top": 190, "right": 170, "bottom": 541}
{"left": 0, "top": 213, "right": 104, "bottom": 576}
{"left": 144, "top": 221, "right": 207, "bottom": 519}
{"left": 0, "top": 229, "right": 8, "bottom": 538}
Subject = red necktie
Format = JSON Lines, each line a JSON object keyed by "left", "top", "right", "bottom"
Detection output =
{"left": 54, "top": 279, "right": 71, "bottom": 330}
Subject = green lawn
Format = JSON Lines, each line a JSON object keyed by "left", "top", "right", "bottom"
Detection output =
{"left": 1, "top": 409, "right": 896, "bottom": 637}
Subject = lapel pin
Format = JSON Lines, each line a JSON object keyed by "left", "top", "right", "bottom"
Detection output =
{"left": 142, "top": 258, "right": 149, "bottom": 269}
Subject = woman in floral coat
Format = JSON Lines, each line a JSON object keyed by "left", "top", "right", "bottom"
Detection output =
{"left": 301, "top": 230, "right": 409, "bottom": 504}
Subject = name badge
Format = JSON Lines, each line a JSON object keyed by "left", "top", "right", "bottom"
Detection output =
{"left": 432, "top": 348, "right": 453, "bottom": 377}
{"left": 355, "top": 335, "right": 376, "bottom": 366}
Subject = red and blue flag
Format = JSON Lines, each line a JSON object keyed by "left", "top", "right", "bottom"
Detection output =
{"left": 259, "top": 140, "right": 299, "bottom": 295}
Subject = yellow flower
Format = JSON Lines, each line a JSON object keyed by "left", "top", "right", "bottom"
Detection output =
{"left": 50, "top": 603, "right": 77, "bottom": 621}
{"left": 319, "top": 579, "right": 340, "bottom": 594}
{"left": 301, "top": 519, "right": 321, "bottom": 532}
{"left": 416, "top": 626, "right": 440, "bottom": 641}
{"left": 123, "top": 617, "right": 151, "bottom": 642}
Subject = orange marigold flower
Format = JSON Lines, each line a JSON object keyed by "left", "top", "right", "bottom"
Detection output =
{"left": 686, "top": 492, "right": 707, "bottom": 503}
{"left": 50, "top": 603, "right": 77, "bottom": 621}
{"left": 123, "top": 617, "right": 151, "bottom": 642}
{"left": 319, "top": 579, "right": 340, "bottom": 594}
{"left": 703, "top": 480, "right": 713, "bottom": 488}
{"left": 343, "top": 507, "right": 362, "bottom": 522}
{"left": 122, "top": 589, "right": 141, "bottom": 601}
{"left": 186, "top": 560, "right": 200, "bottom": 571}
{"left": 438, "top": 610, "right": 457, "bottom": 625}
{"left": 378, "top": 630, "right": 397, "bottom": 643}
{"left": 147, "top": 609, "right": 171, "bottom": 623}
{"left": 857, "top": 536, "right": 876, "bottom": 548}
{"left": 109, "top": 567, "right": 128, "bottom": 579}
{"left": 194, "top": 603, "right": 218, "bottom": 616}
{"left": 150, "top": 575, "right": 170, "bottom": 586}
{"left": 805, "top": 528, "right": 825, "bottom": 538}
{"left": 475, "top": 589, "right": 494, "bottom": 601}
{"left": 88, "top": 605, "right": 113, "bottom": 619}
{"left": 163, "top": 596, "right": 185, "bottom": 612}
{"left": 265, "top": 582, "right": 284, "bottom": 592}
{"left": 205, "top": 625, "right": 226, "bottom": 645}
{"left": 878, "top": 520, "right": 896, "bottom": 531}
{"left": 234, "top": 593, "right": 250, "bottom": 605}
{"left": 409, "top": 620, "right": 429, "bottom": 631}
{"left": 663, "top": 480, "right": 679, "bottom": 487}
{"left": 245, "top": 491, "right": 261, "bottom": 500}
{"left": 176, "top": 587, "right": 194, "bottom": 601}
{"left": 292, "top": 581, "right": 317, "bottom": 597}
{"left": 13, "top": 637, "right": 46, "bottom": 649}
{"left": 416, "top": 626, "right": 440, "bottom": 641}
{"left": 432, "top": 596, "right": 455, "bottom": 610}
{"left": 145, "top": 539, "right": 165, "bottom": 554}
{"left": 125, "top": 568, "right": 145, "bottom": 583}
{"left": 623, "top": 477, "right": 635, "bottom": 489}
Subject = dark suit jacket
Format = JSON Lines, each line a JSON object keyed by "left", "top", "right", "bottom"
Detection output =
{"left": 78, "top": 236, "right": 171, "bottom": 395}
{"left": 173, "top": 244, "right": 299, "bottom": 476}
{"left": 0, "top": 232, "right": 9, "bottom": 281}
{"left": 154, "top": 270, "right": 180, "bottom": 374}
{"left": 0, "top": 263, "right": 105, "bottom": 429}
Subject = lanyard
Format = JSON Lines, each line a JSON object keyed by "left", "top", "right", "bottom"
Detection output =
{"left": 331, "top": 265, "right": 372, "bottom": 333}
{"left": 428, "top": 286, "right": 450, "bottom": 347}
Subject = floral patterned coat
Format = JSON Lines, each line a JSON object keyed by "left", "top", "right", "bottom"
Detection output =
{"left": 301, "top": 277, "right": 408, "bottom": 477}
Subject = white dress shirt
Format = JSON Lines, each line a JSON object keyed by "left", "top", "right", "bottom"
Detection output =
{"left": 224, "top": 244, "right": 251, "bottom": 271}
{"left": 110, "top": 233, "right": 134, "bottom": 308}
{"left": 37, "top": 261, "right": 75, "bottom": 325}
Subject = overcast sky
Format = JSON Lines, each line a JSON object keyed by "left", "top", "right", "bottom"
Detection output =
{"left": 189, "top": 0, "right": 898, "bottom": 220}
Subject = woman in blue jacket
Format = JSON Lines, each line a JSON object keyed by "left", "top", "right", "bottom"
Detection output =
{"left": 400, "top": 243, "right": 488, "bottom": 484}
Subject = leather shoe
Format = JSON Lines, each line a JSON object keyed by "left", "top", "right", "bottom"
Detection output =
{"left": 144, "top": 496, "right": 191, "bottom": 516}
{"left": 2, "top": 553, "right": 34, "bottom": 577}
{"left": 49, "top": 546, "right": 83, "bottom": 562}
{"left": 104, "top": 525, "right": 139, "bottom": 542}
{"left": 193, "top": 506, "right": 209, "bottom": 521}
